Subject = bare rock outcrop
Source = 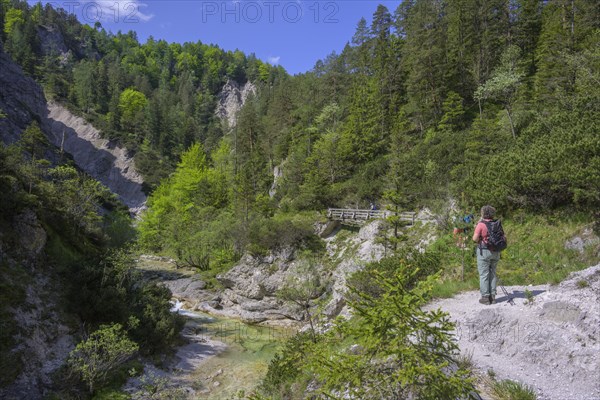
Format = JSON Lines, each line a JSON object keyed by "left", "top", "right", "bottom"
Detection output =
{"left": 205, "top": 251, "right": 306, "bottom": 324}
{"left": 565, "top": 226, "right": 600, "bottom": 255}
{"left": 45, "top": 102, "right": 147, "bottom": 213}
{"left": 0, "top": 46, "right": 146, "bottom": 213}
{"left": 215, "top": 80, "right": 256, "bottom": 128}
{"left": 0, "top": 46, "right": 48, "bottom": 145}
{"left": 323, "top": 220, "right": 387, "bottom": 318}
{"left": 0, "top": 211, "right": 75, "bottom": 400}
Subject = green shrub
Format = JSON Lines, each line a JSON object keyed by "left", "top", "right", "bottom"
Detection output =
{"left": 261, "top": 255, "right": 475, "bottom": 399}
{"left": 490, "top": 379, "right": 537, "bottom": 400}
{"left": 260, "top": 332, "right": 315, "bottom": 399}
{"left": 577, "top": 280, "right": 589, "bottom": 288}
{"left": 130, "top": 283, "right": 185, "bottom": 355}
{"left": 248, "top": 214, "right": 322, "bottom": 255}
{"left": 347, "top": 249, "right": 441, "bottom": 300}
{"left": 68, "top": 323, "right": 138, "bottom": 394}
{"left": 65, "top": 251, "right": 184, "bottom": 355}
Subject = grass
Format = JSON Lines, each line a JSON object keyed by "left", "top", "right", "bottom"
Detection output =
{"left": 427, "top": 213, "right": 599, "bottom": 298}
{"left": 431, "top": 277, "right": 479, "bottom": 298}
{"left": 489, "top": 378, "right": 537, "bottom": 400}
{"left": 576, "top": 280, "right": 589, "bottom": 288}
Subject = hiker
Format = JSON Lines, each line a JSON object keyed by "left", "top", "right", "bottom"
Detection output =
{"left": 472, "top": 205, "right": 501, "bottom": 305}
{"left": 453, "top": 213, "right": 474, "bottom": 248}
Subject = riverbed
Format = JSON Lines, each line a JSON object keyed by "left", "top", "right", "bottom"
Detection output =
{"left": 175, "top": 304, "right": 295, "bottom": 399}
{"left": 132, "top": 257, "right": 294, "bottom": 398}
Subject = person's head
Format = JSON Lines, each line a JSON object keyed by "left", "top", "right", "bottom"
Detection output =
{"left": 480, "top": 205, "right": 496, "bottom": 219}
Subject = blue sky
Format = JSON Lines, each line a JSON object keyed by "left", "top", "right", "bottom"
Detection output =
{"left": 34, "top": 1, "right": 402, "bottom": 74}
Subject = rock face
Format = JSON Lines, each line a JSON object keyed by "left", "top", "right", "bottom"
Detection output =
{"left": 0, "top": 210, "right": 75, "bottom": 400}
{"left": 215, "top": 80, "right": 256, "bottom": 128}
{"left": 0, "top": 46, "right": 146, "bottom": 213}
{"left": 269, "top": 164, "right": 284, "bottom": 198}
{"left": 186, "top": 220, "right": 389, "bottom": 323}
{"left": 323, "top": 220, "right": 387, "bottom": 318}
{"left": 207, "top": 252, "right": 306, "bottom": 324}
{"left": 565, "top": 227, "right": 600, "bottom": 255}
{"left": 45, "top": 102, "right": 147, "bottom": 213}
{"left": 0, "top": 46, "right": 48, "bottom": 145}
{"left": 37, "top": 25, "right": 69, "bottom": 59}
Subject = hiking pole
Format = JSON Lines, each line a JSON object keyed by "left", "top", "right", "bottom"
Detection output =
{"left": 497, "top": 278, "right": 515, "bottom": 305}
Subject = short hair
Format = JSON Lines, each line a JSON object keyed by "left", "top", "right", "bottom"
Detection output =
{"left": 481, "top": 205, "right": 496, "bottom": 219}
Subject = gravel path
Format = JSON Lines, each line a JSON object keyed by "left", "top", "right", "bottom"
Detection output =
{"left": 427, "top": 265, "right": 600, "bottom": 400}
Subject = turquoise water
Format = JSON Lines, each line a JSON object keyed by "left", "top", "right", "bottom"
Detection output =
{"left": 178, "top": 308, "right": 294, "bottom": 399}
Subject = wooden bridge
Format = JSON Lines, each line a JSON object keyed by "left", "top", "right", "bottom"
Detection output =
{"left": 327, "top": 208, "right": 416, "bottom": 226}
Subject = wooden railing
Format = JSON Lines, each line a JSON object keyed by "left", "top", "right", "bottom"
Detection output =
{"left": 327, "top": 208, "right": 416, "bottom": 226}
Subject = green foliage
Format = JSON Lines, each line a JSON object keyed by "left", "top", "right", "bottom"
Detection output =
{"left": 347, "top": 249, "right": 441, "bottom": 300}
{"left": 262, "top": 256, "right": 475, "bottom": 399}
{"left": 260, "top": 332, "right": 316, "bottom": 399}
{"left": 489, "top": 378, "right": 537, "bottom": 400}
{"left": 576, "top": 279, "right": 589, "bottom": 289}
{"left": 129, "top": 283, "right": 185, "bottom": 354}
{"left": 310, "top": 269, "right": 474, "bottom": 399}
{"left": 68, "top": 323, "right": 138, "bottom": 393}
{"left": 66, "top": 250, "right": 184, "bottom": 355}
{"left": 3, "top": 0, "right": 596, "bottom": 223}
{"left": 3, "top": 7, "right": 23, "bottom": 35}
{"left": 247, "top": 214, "right": 322, "bottom": 256}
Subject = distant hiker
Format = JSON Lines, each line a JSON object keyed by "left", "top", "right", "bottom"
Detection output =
{"left": 472, "top": 205, "right": 506, "bottom": 305}
{"left": 453, "top": 213, "right": 474, "bottom": 248}
{"left": 370, "top": 202, "right": 378, "bottom": 211}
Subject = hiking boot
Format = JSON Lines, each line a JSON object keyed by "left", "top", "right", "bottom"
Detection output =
{"left": 489, "top": 295, "right": 496, "bottom": 304}
{"left": 479, "top": 296, "right": 490, "bottom": 305}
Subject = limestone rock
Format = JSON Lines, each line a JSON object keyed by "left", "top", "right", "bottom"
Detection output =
{"left": 37, "top": 25, "right": 69, "bottom": 59}
{"left": 162, "top": 277, "right": 209, "bottom": 302}
{"left": 13, "top": 210, "right": 47, "bottom": 261}
{"left": 215, "top": 80, "right": 256, "bottom": 128}
{"left": 0, "top": 47, "right": 48, "bottom": 145}
{"left": 45, "top": 102, "right": 147, "bottom": 213}
{"left": 565, "top": 227, "right": 600, "bottom": 254}
{"left": 0, "top": 46, "right": 146, "bottom": 214}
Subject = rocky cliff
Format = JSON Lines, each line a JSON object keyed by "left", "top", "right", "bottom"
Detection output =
{"left": 45, "top": 103, "right": 146, "bottom": 213}
{"left": 157, "top": 220, "right": 392, "bottom": 324}
{"left": 215, "top": 79, "right": 257, "bottom": 128}
{"left": 0, "top": 210, "right": 75, "bottom": 400}
{"left": 0, "top": 46, "right": 48, "bottom": 146}
{"left": 0, "top": 46, "right": 146, "bottom": 213}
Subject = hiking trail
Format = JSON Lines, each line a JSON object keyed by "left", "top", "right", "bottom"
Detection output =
{"left": 426, "top": 265, "right": 600, "bottom": 400}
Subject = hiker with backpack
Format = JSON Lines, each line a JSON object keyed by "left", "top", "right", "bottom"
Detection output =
{"left": 472, "top": 205, "right": 507, "bottom": 305}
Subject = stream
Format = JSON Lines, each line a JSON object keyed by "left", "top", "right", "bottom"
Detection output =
{"left": 162, "top": 301, "right": 292, "bottom": 399}
{"left": 131, "top": 258, "right": 295, "bottom": 398}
